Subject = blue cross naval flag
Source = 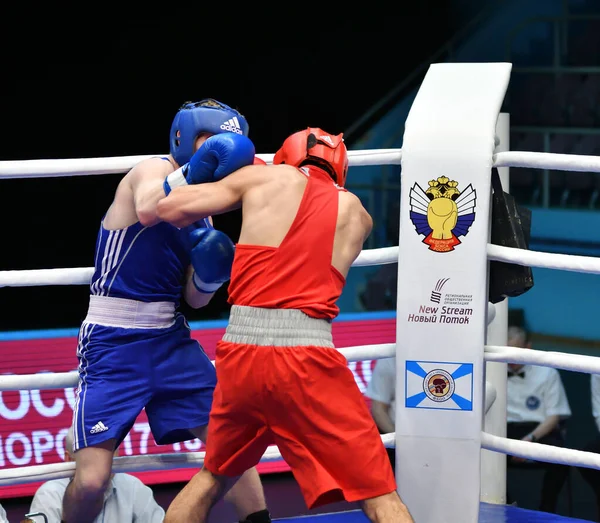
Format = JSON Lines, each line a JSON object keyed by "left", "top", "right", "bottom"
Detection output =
{"left": 405, "top": 360, "right": 473, "bottom": 411}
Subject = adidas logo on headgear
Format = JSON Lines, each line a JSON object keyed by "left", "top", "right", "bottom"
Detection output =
{"left": 90, "top": 421, "right": 109, "bottom": 434}
{"left": 220, "top": 116, "right": 243, "bottom": 134}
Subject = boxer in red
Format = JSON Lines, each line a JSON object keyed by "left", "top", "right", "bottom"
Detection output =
{"left": 157, "top": 128, "right": 413, "bottom": 523}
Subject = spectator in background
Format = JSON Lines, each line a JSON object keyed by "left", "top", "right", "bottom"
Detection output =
{"left": 365, "top": 357, "right": 397, "bottom": 467}
{"left": 576, "top": 374, "right": 600, "bottom": 522}
{"left": 29, "top": 427, "right": 164, "bottom": 523}
{"left": 506, "top": 325, "right": 572, "bottom": 514}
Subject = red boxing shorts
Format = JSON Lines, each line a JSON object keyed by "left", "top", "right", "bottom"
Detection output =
{"left": 204, "top": 340, "right": 397, "bottom": 509}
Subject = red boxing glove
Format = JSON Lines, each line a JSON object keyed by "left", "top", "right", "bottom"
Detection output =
{"left": 253, "top": 156, "right": 267, "bottom": 165}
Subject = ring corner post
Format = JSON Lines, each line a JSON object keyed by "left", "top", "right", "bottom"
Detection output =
{"left": 480, "top": 112, "right": 510, "bottom": 505}
{"left": 394, "top": 63, "right": 512, "bottom": 523}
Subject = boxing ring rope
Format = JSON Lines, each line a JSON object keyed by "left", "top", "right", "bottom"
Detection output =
{"left": 0, "top": 247, "right": 400, "bottom": 288}
{"left": 0, "top": 148, "right": 403, "bottom": 179}
{"left": 3, "top": 143, "right": 600, "bottom": 499}
{"left": 487, "top": 244, "right": 600, "bottom": 275}
{"left": 0, "top": 343, "right": 398, "bottom": 392}
{"left": 2, "top": 147, "right": 600, "bottom": 180}
{"left": 493, "top": 150, "right": 600, "bottom": 172}
{"left": 5, "top": 341, "right": 600, "bottom": 392}
{"left": 4, "top": 243, "right": 600, "bottom": 288}
{"left": 0, "top": 432, "right": 398, "bottom": 486}
{"left": 481, "top": 433, "right": 600, "bottom": 469}
{"left": 484, "top": 345, "right": 600, "bottom": 374}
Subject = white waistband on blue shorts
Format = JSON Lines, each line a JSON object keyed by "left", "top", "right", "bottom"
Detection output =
{"left": 83, "top": 295, "right": 176, "bottom": 329}
{"left": 222, "top": 305, "right": 334, "bottom": 348}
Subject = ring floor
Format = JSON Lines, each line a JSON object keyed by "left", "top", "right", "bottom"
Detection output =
{"left": 1, "top": 471, "right": 593, "bottom": 522}
{"left": 274, "top": 504, "right": 591, "bottom": 522}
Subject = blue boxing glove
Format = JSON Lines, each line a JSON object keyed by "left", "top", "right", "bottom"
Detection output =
{"left": 187, "top": 226, "right": 235, "bottom": 294}
{"left": 164, "top": 133, "right": 255, "bottom": 195}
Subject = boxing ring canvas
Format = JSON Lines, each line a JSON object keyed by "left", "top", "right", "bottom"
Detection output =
{"left": 3, "top": 61, "right": 600, "bottom": 522}
{"left": 273, "top": 504, "right": 592, "bottom": 522}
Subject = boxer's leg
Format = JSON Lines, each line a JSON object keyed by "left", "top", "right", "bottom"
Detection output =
{"left": 62, "top": 439, "right": 116, "bottom": 523}
{"left": 164, "top": 467, "right": 229, "bottom": 523}
{"left": 63, "top": 323, "right": 152, "bottom": 523}
{"left": 266, "top": 345, "right": 412, "bottom": 522}
{"left": 190, "top": 425, "right": 269, "bottom": 522}
{"left": 146, "top": 316, "right": 216, "bottom": 446}
{"left": 159, "top": 339, "right": 271, "bottom": 523}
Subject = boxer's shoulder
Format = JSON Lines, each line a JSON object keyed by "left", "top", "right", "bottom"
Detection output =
{"left": 338, "top": 189, "right": 366, "bottom": 212}
{"left": 124, "top": 156, "right": 176, "bottom": 188}
{"left": 338, "top": 191, "right": 373, "bottom": 233}
{"left": 135, "top": 156, "right": 176, "bottom": 175}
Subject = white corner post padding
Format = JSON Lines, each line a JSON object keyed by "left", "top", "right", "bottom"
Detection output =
{"left": 480, "top": 112, "right": 510, "bottom": 505}
{"left": 484, "top": 380, "right": 497, "bottom": 414}
{"left": 395, "top": 62, "right": 511, "bottom": 523}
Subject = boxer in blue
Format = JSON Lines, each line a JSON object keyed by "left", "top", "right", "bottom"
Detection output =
{"left": 62, "top": 100, "right": 271, "bottom": 523}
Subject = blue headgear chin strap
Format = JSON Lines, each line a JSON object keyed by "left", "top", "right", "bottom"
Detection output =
{"left": 169, "top": 99, "right": 250, "bottom": 166}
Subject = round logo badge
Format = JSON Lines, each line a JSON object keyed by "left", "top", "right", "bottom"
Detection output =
{"left": 526, "top": 395, "right": 540, "bottom": 410}
{"left": 423, "top": 369, "right": 455, "bottom": 402}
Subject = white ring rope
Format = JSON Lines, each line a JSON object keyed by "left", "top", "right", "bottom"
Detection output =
{"left": 484, "top": 345, "right": 600, "bottom": 375}
{"left": 353, "top": 246, "right": 398, "bottom": 266}
{"left": 0, "top": 343, "right": 397, "bottom": 391}
{"left": 7, "top": 342, "right": 597, "bottom": 392}
{"left": 488, "top": 244, "right": 600, "bottom": 275}
{"left": 0, "top": 155, "right": 159, "bottom": 179}
{"left": 5, "top": 242, "right": 600, "bottom": 288}
{"left": 482, "top": 432, "right": 600, "bottom": 470}
{"left": 0, "top": 149, "right": 404, "bottom": 179}
{"left": 0, "top": 343, "right": 600, "bottom": 392}
{"left": 493, "top": 150, "right": 600, "bottom": 173}
{"left": 5, "top": 427, "right": 600, "bottom": 487}
{"left": 0, "top": 267, "right": 95, "bottom": 287}
{"left": 2, "top": 148, "right": 600, "bottom": 179}
{"left": 0, "top": 247, "right": 399, "bottom": 288}
{"left": 0, "top": 432, "right": 396, "bottom": 486}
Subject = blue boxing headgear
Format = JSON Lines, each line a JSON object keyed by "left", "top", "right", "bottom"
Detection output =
{"left": 169, "top": 99, "right": 250, "bottom": 166}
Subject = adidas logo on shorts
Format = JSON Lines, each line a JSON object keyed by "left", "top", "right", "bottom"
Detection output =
{"left": 90, "top": 421, "right": 109, "bottom": 434}
{"left": 220, "top": 117, "right": 243, "bottom": 134}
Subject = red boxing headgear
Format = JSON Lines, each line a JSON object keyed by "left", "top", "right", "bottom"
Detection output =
{"left": 273, "top": 128, "right": 348, "bottom": 187}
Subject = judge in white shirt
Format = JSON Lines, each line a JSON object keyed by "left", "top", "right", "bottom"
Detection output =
{"left": 29, "top": 427, "right": 164, "bottom": 523}
{"left": 506, "top": 325, "right": 572, "bottom": 515}
{"left": 365, "top": 357, "right": 396, "bottom": 467}
{"left": 576, "top": 373, "right": 600, "bottom": 522}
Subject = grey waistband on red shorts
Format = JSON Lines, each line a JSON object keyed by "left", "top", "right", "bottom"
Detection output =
{"left": 222, "top": 305, "right": 334, "bottom": 348}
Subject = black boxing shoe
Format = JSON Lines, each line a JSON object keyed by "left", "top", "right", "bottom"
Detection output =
{"left": 240, "top": 509, "right": 272, "bottom": 523}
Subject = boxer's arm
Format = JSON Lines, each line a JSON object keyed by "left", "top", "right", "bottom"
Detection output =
{"left": 157, "top": 164, "right": 266, "bottom": 228}
{"left": 332, "top": 193, "right": 374, "bottom": 278}
{"left": 183, "top": 265, "right": 214, "bottom": 309}
{"left": 127, "top": 158, "right": 175, "bottom": 226}
{"left": 370, "top": 400, "right": 395, "bottom": 434}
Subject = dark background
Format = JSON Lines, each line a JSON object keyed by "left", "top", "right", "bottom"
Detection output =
{"left": 0, "top": 6, "right": 461, "bottom": 331}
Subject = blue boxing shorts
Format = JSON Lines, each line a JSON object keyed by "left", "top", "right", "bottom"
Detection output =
{"left": 72, "top": 313, "right": 215, "bottom": 451}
